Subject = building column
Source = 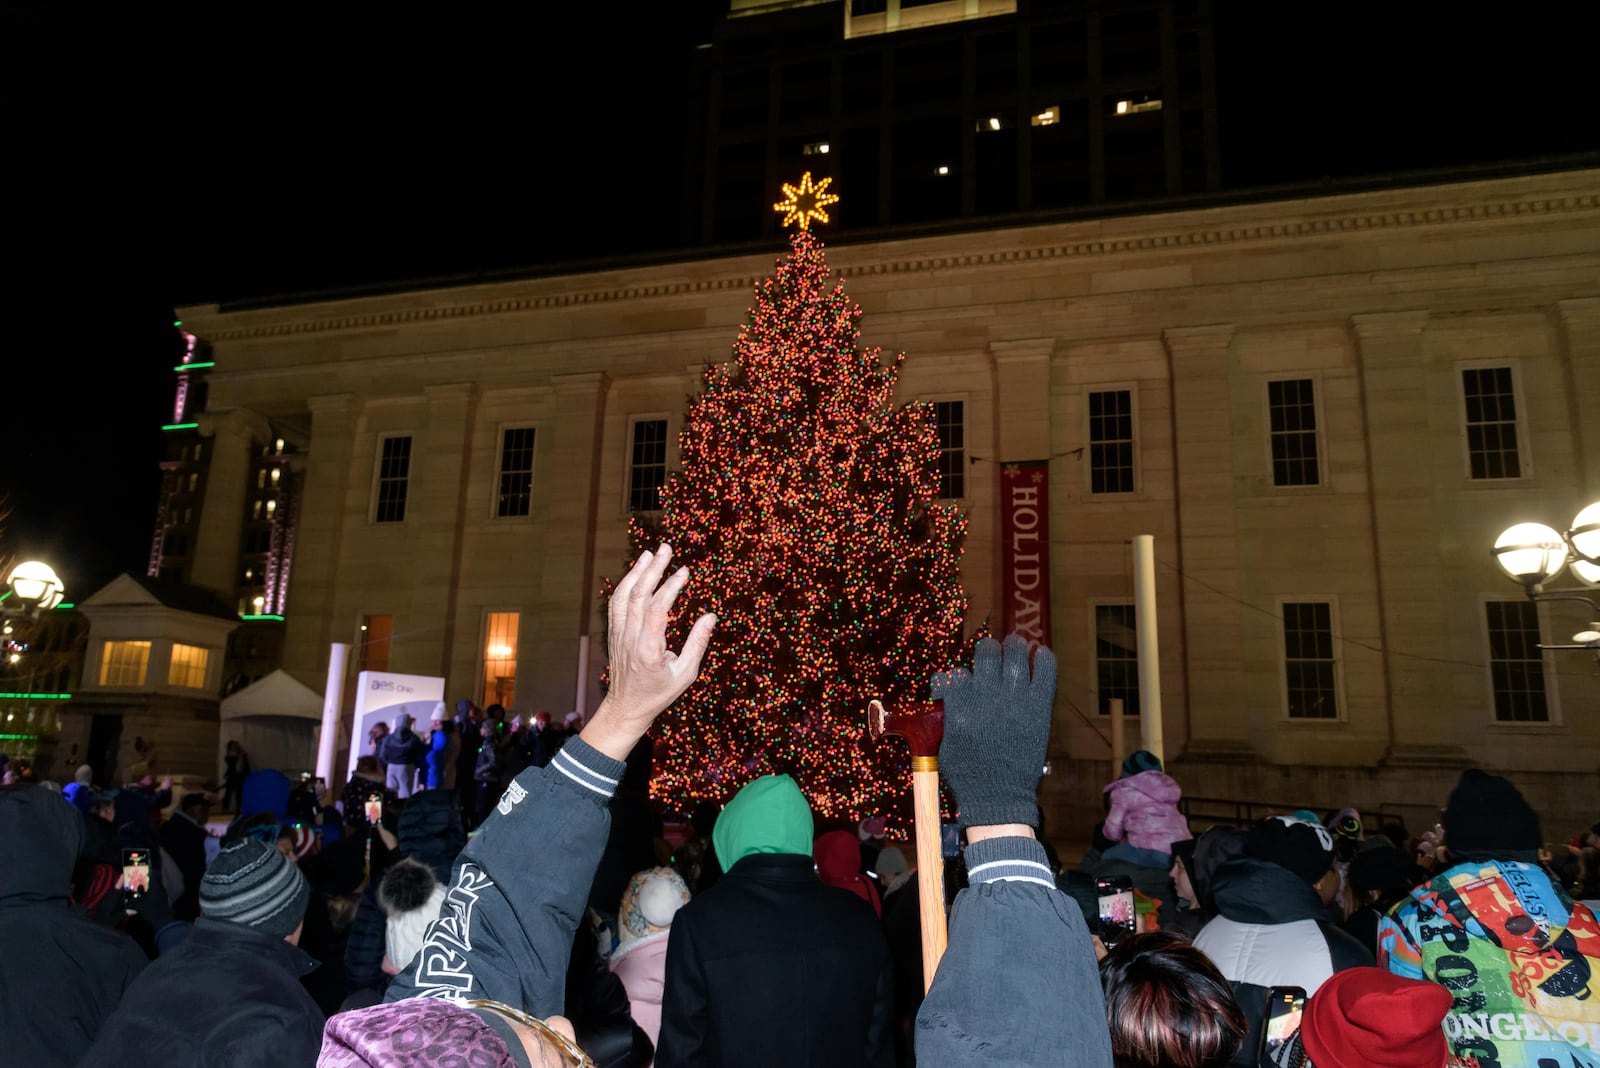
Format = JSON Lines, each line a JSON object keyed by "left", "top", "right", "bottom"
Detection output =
{"left": 189, "top": 408, "right": 269, "bottom": 606}
{"left": 408, "top": 383, "right": 479, "bottom": 680}
{"left": 281, "top": 394, "right": 362, "bottom": 692}
{"left": 531, "top": 373, "right": 611, "bottom": 719}
{"left": 1553, "top": 298, "right": 1600, "bottom": 499}
{"left": 1349, "top": 311, "right": 1462, "bottom": 765}
{"left": 1161, "top": 325, "right": 1248, "bottom": 754}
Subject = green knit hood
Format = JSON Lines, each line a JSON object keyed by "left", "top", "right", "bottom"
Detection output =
{"left": 713, "top": 774, "right": 814, "bottom": 866}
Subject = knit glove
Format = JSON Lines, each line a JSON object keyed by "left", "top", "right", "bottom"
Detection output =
{"left": 934, "top": 633, "right": 1056, "bottom": 830}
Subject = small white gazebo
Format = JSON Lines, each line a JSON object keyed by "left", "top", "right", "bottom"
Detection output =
{"left": 218, "top": 670, "right": 323, "bottom": 778}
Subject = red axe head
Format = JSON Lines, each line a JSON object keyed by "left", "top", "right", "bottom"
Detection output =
{"left": 868, "top": 699, "right": 945, "bottom": 760}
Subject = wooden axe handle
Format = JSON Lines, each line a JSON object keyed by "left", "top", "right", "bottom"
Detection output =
{"left": 910, "top": 760, "right": 947, "bottom": 991}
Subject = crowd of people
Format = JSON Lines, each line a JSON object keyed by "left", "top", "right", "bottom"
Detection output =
{"left": 3, "top": 543, "right": 1598, "bottom": 1067}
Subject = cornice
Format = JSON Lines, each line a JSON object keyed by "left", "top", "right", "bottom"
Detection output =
{"left": 193, "top": 178, "right": 1600, "bottom": 345}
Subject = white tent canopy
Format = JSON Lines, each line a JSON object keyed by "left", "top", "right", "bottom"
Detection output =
{"left": 217, "top": 670, "right": 323, "bottom": 781}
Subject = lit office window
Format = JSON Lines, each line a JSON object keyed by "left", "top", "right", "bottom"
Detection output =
{"left": 629, "top": 418, "right": 669, "bottom": 512}
{"left": 100, "top": 641, "right": 152, "bottom": 687}
{"left": 1283, "top": 602, "right": 1338, "bottom": 719}
{"left": 1088, "top": 389, "right": 1136, "bottom": 494}
{"left": 1485, "top": 601, "right": 1548, "bottom": 722}
{"left": 1268, "top": 379, "right": 1321, "bottom": 487}
{"left": 374, "top": 435, "right": 413, "bottom": 523}
{"left": 933, "top": 401, "right": 965, "bottom": 499}
{"left": 483, "top": 612, "right": 519, "bottom": 710}
{"left": 496, "top": 427, "right": 537, "bottom": 518}
{"left": 168, "top": 643, "right": 211, "bottom": 689}
{"left": 1462, "top": 368, "right": 1523, "bottom": 480}
{"left": 1094, "top": 605, "right": 1139, "bottom": 715}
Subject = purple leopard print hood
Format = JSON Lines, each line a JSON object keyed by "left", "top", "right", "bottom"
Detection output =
{"left": 319, "top": 998, "right": 529, "bottom": 1068}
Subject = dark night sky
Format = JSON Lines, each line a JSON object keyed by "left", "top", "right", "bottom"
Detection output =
{"left": 4, "top": 2, "right": 1595, "bottom": 601}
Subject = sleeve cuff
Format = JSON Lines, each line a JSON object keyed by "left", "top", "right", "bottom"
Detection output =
{"left": 963, "top": 836, "right": 1057, "bottom": 889}
{"left": 547, "top": 737, "right": 625, "bottom": 801}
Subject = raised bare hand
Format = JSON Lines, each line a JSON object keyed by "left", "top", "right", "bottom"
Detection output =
{"left": 583, "top": 543, "right": 717, "bottom": 761}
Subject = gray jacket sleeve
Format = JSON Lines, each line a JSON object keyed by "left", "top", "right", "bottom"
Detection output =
{"left": 915, "top": 836, "right": 1115, "bottom": 1067}
{"left": 383, "top": 736, "right": 623, "bottom": 1015}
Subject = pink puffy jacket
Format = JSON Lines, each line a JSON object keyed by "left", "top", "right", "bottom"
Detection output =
{"left": 1103, "top": 770, "right": 1192, "bottom": 854}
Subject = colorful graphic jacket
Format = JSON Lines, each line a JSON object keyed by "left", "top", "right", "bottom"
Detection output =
{"left": 1378, "top": 859, "right": 1600, "bottom": 1068}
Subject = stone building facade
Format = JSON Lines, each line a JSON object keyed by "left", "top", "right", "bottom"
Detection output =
{"left": 171, "top": 167, "right": 1600, "bottom": 832}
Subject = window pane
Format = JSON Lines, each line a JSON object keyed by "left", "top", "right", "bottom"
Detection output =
{"left": 1283, "top": 601, "right": 1337, "bottom": 718}
{"left": 933, "top": 401, "right": 965, "bottom": 499}
{"left": 1461, "top": 368, "right": 1521, "bottom": 481}
{"left": 1088, "top": 390, "right": 1136, "bottom": 494}
{"left": 483, "top": 612, "right": 519, "bottom": 710}
{"left": 1095, "top": 604, "right": 1139, "bottom": 714}
{"left": 1485, "top": 601, "right": 1548, "bottom": 721}
{"left": 1268, "top": 379, "right": 1320, "bottom": 487}
{"left": 168, "top": 643, "right": 210, "bottom": 689}
{"left": 375, "top": 436, "right": 412, "bottom": 522}
{"left": 100, "top": 641, "right": 151, "bottom": 687}
{"left": 497, "top": 427, "right": 537, "bottom": 518}
{"left": 629, "top": 419, "right": 669, "bottom": 512}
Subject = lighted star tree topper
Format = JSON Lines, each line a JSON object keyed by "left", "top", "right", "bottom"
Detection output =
{"left": 618, "top": 176, "right": 971, "bottom": 820}
{"left": 772, "top": 171, "right": 840, "bottom": 231}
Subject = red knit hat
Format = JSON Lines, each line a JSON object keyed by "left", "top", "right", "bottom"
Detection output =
{"left": 1301, "top": 968, "right": 1451, "bottom": 1068}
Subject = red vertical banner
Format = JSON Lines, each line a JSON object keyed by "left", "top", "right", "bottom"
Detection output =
{"left": 999, "top": 461, "right": 1052, "bottom": 645}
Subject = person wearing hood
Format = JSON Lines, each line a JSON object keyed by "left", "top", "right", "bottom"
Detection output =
{"left": 1194, "top": 815, "right": 1371, "bottom": 1066}
{"left": 80, "top": 837, "right": 322, "bottom": 1068}
{"left": 1164, "top": 826, "right": 1249, "bottom": 941}
{"left": 378, "top": 713, "right": 427, "bottom": 798}
{"left": 817, "top": 829, "right": 882, "bottom": 918}
{"left": 1379, "top": 769, "right": 1600, "bottom": 1068}
{"left": 655, "top": 774, "right": 894, "bottom": 1068}
{"left": 610, "top": 867, "right": 692, "bottom": 1053}
{"left": 1082, "top": 750, "right": 1191, "bottom": 929}
{"left": 0, "top": 784, "right": 149, "bottom": 1068}
{"left": 424, "top": 703, "right": 462, "bottom": 794}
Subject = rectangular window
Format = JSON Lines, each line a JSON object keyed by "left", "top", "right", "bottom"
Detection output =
{"left": 1094, "top": 604, "right": 1140, "bottom": 715}
{"left": 628, "top": 418, "right": 669, "bottom": 512}
{"left": 1283, "top": 602, "right": 1338, "bottom": 719}
{"left": 483, "top": 612, "right": 519, "bottom": 710}
{"left": 1088, "top": 389, "right": 1136, "bottom": 494}
{"left": 167, "top": 643, "right": 211, "bottom": 689}
{"left": 359, "top": 615, "right": 393, "bottom": 674}
{"left": 1461, "top": 367, "right": 1523, "bottom": 480}
{"left": 933, "top": 400, "right": 965, "bottom": 499}
{"left": 496, "top": 426, "right": 537, "bottom": 518}
{"left": 1485, "top": 601, "right": 1549, "bottom": 722}
{"left": 374, "top": 435, "right": 413, "bottom": 523}
{"left": 99, "top": 641, "right": 151, "bottom": 687}
{"left": 1268, "top": 379, "right": 1321, "bottom": 487}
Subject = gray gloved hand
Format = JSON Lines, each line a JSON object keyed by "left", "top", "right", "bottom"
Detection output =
{"left": 933, "top": 633, "right": 1056, "bottom": 829}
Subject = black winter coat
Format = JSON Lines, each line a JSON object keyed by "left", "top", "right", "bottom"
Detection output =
{"left": 79, "top": 918, "right": 323, "bottom": 1068}
{"left": 0, "top": 786, "right": 148, "bottom": 1068}
{"left": 656, "top": 853, "right": 894, "bottom": 1068}
{"left": 159, "top": 811, "right": 209, "bottom": 921}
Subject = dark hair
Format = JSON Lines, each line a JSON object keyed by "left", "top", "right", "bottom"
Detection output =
{"left": 1099, "top": 932, "right": 1247, "bottom": 1068}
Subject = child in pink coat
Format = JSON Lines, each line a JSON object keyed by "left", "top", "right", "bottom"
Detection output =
{"left": 1103, "top": 750, "right": 1192, "bottom": 855}
{"left": 609, "top": 866, "right": 691, "bottom": 1055}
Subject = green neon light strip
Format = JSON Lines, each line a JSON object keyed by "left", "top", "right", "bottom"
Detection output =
{"left": 174, "top": 361, "right": 216, "bottom": 372}
{"left": 55, "top": 603, "right": 75, "bottom": 609}
{"left": 173, "top": 320, "right": 184, "bottom": 327}
{"left": 0, "top": 733, "right": 42, "bottom": 741}
{"left": 0, "top": 590, "right": 10, "bottom": 602}
{"left": 0, "top": 693, "right": 71, "bottom": 700}
{"left": 162, "top": 423, "right": 200, "bottom": 431}
{"left": 240, "top": 614, "right": 285, "bottom": 621}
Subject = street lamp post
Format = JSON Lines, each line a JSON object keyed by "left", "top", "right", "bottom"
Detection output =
{"left": 4, "top": 561, "right": 67, "bottom": 616}
{"left": 1490, "top": 501, "right": 1600, "bottom": 659}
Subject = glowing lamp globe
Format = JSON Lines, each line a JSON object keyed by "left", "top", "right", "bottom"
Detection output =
{"left": 1491, "top": 523, "right": 1568, "bottom": 587}
{"left": 1571, "top": 557, "right": 1600, "bottom": 588}
{"left": 6, "top": 560, "right": 66, "bottom": 611}
{"left": 1569, "top": 501, "right": 1600, "bottom": 564}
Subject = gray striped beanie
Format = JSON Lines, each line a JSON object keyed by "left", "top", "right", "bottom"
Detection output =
{"left": 200, "top": 839, "right": 310, "bottom": 939}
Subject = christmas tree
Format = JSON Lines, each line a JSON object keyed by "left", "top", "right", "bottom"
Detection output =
{"left": 632, "top": 216, "right": 970, "bottom": 820}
